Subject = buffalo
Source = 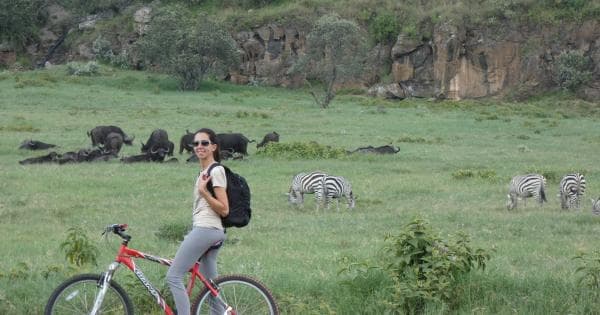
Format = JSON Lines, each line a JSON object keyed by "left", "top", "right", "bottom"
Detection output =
{"left": 350, "top": 145, "right": 400, "bottom": 154}
{"left": 101, "top": 132, "right": 124, "bottom": 155}
{"left": 121, "top": 153, "right": 153, "bottom": 163}
{"left": 256, "top": 131, "right": 279, "bottom": 148}
{"left": 19, "top": 140, "right": 57, "bottom": 150}
{"left": 141, "top": 129, "right": 175, "bottom": 161}
{"left": 88, "top": 125, "right": 134, "bottom": 147}
{"left": 18, "top": 152, "right": 59, "bottom": 165}
{"left": 216, "top": 133, "right": 253, "bottom": 155}
{"left": 179, "top": 130, "right": 195, "bottom": 154}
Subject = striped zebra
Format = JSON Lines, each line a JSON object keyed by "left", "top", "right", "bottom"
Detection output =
{"left": 287, "top": 171, "right": 327, "bottom": 206}
{"left": 559, "top": 173, "right": 586, "bottom": 210}
{"left": 506, "top": 174, "right": 547, "bottom": 210}
{"left": 315, "top": 175, "right": 355, "bottom": 211}
{"left": 591, "top": 198, "right": 600, "bottom": 216}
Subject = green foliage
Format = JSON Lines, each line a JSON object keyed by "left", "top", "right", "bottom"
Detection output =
{"left": 156, "top": 221, "right": 191, "bottom": 242}
{"left": 59, "top": 227, "right": 98, "bottom": 267}
{"left": 370, "top": 13, "right": 399, "bottom": 44}
{"left": 574, "top": 249, "right": 600, "bottom": 289}
{"left": 290, "top": 14, "right": 367, "bottom": 108}
{"left": 66, "top": 61, "right": 100, "bottom": 76}
{"left": 256, "top": 141, "right": 348, "bottom": 159}
{"left": 555, "top": 50, "right": 592, "bottom": 92}
{"left": 382, "top": 218, "right": 490, "bottom": 314}
{"left": 0, "top": 0, "right": 47, "bottom": 49}
{"left": 136, "top": 5, "right": 240, "bottom": 90}
{"left": 56, "top": 0, "right": 131, "bottom": 15}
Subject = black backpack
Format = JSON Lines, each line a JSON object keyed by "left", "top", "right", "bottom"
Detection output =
{"left": 206, "top": 163, "right": 251, "bottom": 228}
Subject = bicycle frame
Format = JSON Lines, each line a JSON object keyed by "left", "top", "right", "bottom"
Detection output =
{"left": 92, "top": 239, "right": 225, "bottom": 315}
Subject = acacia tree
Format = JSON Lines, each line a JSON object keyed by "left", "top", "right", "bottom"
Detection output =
{"left": 290, "top": 14, "right": 367, "bottom": 108}
{"left": 136, "top": 5, "right": 239, "bottom": 90}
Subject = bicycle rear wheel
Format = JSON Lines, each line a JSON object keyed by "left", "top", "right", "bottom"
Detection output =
{"left": 191, "top": 274, "right": 278, "bottom": 315}
{"left": 45, "top": 273, "right": 133, "bottom": 315}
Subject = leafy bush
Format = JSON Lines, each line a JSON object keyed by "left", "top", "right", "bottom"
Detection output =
{"left": 66, "top": 61, "right": 100, "bottom": 76}
{"left": 555, "top": 50, "right": 592, "bottom": 92}
{"left": 574, "top": 249, "right": 600, "bottom": 289}
{"left": 60, "top": 227, "right": 98, "bottom": 267}
{"left": 256, "top": 141, "right": 348, "bottom": 159}
{"left": 136, "top": 5, "right": 239, "bottom": 90}
{"left": 0, "top": 0, "right": 46, "bottom": 49}
{"left": 339, "top": 218, "right": 490, "bottom": 314}
{"left": 382, "top": 218, "right": 490, "bottom": 313}
{"left": 370, "top": 13, "right": 399, "bottom": 44}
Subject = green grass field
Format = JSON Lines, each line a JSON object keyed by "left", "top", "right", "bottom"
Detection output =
{"left": 1, "top": 66, "right": 599, "bottom": 314}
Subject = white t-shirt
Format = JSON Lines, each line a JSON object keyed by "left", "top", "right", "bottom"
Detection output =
{"left": 192, "top": 164, "right": 227, "bottom": 229}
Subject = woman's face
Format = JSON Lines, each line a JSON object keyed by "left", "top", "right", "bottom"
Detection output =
{"left": 194, "top": 132, "right": 215, "bottom": 160}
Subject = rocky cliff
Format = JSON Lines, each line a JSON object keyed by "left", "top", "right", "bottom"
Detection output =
{"left": 2, "top": 4, "right": 598, "bottom": 101}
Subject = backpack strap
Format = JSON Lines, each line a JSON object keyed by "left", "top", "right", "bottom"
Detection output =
{"left": 205, "top": 162, "right": 223, "bottom": 197}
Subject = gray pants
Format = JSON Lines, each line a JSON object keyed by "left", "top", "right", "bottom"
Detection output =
{"left": 167, "top": 227, "right": 225, "bottom": 315}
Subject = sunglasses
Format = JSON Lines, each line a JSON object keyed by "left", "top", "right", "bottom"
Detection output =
{"left": 193, "top": 140, "right": 212, "bottom": 147}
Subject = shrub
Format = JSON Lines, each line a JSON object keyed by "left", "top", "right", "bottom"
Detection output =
{"left": 574, "top": 249, "right": 600, "bottom": 289}
{"left": 339, "top": 218, "right": 490, "bottom": 314}
{"left": 66, "top": 61, "right": 99, "bottom": 76}
{"left": 370, "top": 13, "right": 399, "bottom": 44}
{"left": 60, "top": 227, "right": 98, "bottom": 267}
{"left": 382, "top": 218, "right": 490, "bottom": 313}
{"left": 0, "top": 0, "right": 46, "bottom": 49}
{"left": 136, "top": 5, "right": 239, "bottom": 90}
{"left": 555, "top": 50, "right": 592, "bottom": 92}
{"left": 256, "top": 141, "right": 348, "bottom": 159}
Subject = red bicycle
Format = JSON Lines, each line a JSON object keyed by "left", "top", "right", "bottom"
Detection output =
{"left": 44, "top": 224, "right": 279, "bottom": 315}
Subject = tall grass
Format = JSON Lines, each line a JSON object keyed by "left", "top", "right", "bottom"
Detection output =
{"left": 0, "top": 66, "right": 599, "bottom": 314}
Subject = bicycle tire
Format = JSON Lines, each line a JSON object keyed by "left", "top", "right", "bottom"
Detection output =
{"left": 191, "top": 274, "right": 279, "bottom": 315}
{"left": 45, "top": 273, "right": 134, "bottom": 315}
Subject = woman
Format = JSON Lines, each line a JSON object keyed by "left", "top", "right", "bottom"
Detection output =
{"left": 166, "top": 128, "right": 228, "bottom": 315}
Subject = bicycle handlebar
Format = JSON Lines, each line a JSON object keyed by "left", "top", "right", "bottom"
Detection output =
{"left": 102, "top": 224, "right": 131, "bottom": 242}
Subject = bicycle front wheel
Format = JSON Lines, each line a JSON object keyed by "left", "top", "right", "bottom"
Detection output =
{"left": 191, "top": 274, "right": 279, "bottom": 315}
{"left": 45, "top": 273, "right": 133, "bottom": 315}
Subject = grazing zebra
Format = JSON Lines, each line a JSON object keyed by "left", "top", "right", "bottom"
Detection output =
{"left": 591, "top": 198, "right": 600, "bottom": 216}
{"left": 506, "top": 174, "right": 547, "bottom": 210}
{"left": 559, "top": 173, "right": 586, "bottom": 210}
{"left": 315, "top": 175, "right": 355, "bottom": 211}
{"left": 287, "top": 171, "right": 327, "bottom": 206}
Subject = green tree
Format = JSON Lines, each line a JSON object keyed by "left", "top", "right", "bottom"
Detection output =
{"left": 136, "top": 5, "right": 240, "bottom": 91}
{"left": 290, "top": 14, "right": 368, "bottom": 108}
{"left": 556, "top": 50, "right": 592, "bottom": 92}
{"left": 0, "top": 0, "right": 47, "bottom": 50}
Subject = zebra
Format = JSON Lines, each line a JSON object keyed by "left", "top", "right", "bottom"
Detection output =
{"left": 559, "top": 173, "right": 586, "bottom": 210}
{"left": 506, "top": 174, "right": 547, "bottom": 210}
{"left": 591, "top": 198, "right": 600, "bottom": 216}
{"left": 287, "top": 171, "right": 327, "bottom": 206}
{"left": 315, "top": 175, "right": 355, "bottom": 211}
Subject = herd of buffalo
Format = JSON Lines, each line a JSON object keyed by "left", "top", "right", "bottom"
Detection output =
{"left": 17, "top": 125, "right": 399, "bottom": 165}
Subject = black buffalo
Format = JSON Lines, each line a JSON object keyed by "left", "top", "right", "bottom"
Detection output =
{"left": 216, "top": 133, "right": 253, "bottom": 155}
{"left": 141, "top": 129, "right": 175, "bottom": 161}
{"left": 18, "top": 152, "right": 59, "bottom": 164}
{"left": 179, "top": 130, "right": 195, "bottom": 154}
{"left": 76, "top": 148, "right": 117, "bottom": 162}
{"left": 88, "top": 125, "right": 134, "bottom": 147}
{"left": 256, "top": 131, "right": 279, "bottom": 148}
{"left": 19, "top": 140, "right": 56, "bottom": 150}
{"left": 121, "top": 153, "right": 153, "bottom": 163}
{"left": 350, "top": 145, "right": 400, "bottom": 154}
{"left": 101, "top": 132, "right": 124, "bottom": 155}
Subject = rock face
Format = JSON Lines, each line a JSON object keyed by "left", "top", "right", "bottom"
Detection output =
{"left": 230, "top": 20, "right": 599, "bottom": 100}
{"left": 4, "top": 4, "right": 599, "bottom": 100}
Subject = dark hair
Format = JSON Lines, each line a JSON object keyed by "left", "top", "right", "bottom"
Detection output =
{"left": 195, "top": 128, "right": 221, "bottom": 162}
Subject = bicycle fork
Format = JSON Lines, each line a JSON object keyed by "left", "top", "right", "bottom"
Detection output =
{"left": 90, "top": 262, "right": 120, "bottom": 315}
